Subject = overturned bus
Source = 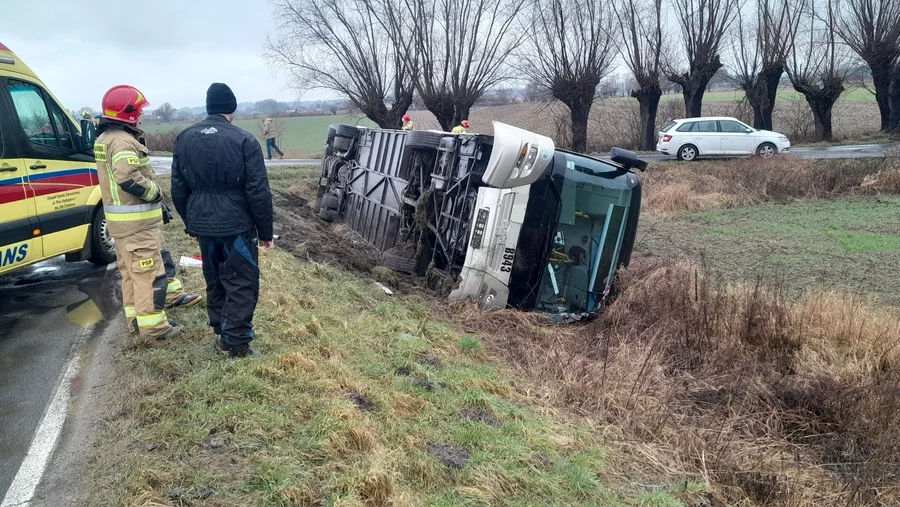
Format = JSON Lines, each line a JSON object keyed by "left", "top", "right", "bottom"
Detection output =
{"left": 313, "top": 122, "right": 645, "bottom": 321}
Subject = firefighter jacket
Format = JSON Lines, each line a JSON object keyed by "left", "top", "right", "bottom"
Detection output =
{"left": 171, "top": 115, "right": 274, "bottom": 241}
{"left": 451, "top": 125, "right": 468, "bottom": 134}
{"left": 402, "top": 120, "right": 414, "bottom": 130}
{"left": 94, "top": 123, "right": 162, "bottom": 238}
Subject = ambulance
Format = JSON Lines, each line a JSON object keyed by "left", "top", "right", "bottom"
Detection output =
{"left": 0, "top": 42, "right": 113, "bottom": 276}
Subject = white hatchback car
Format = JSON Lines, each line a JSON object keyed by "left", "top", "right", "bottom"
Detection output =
{"left": 656, "top": 117, "right": 790, "bottom": 161}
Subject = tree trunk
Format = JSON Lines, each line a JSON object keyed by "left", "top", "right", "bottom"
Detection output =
{"left": 569, "top": 103, "right": 591, "bottom": 153}
{"left": 420, "top": 90, "right": 456, "bottom": 131}
{"left": 870, "top": 61, "right": 894, "bottom": 132}
{"left": 805, "top": 96, "right": 837, "bottom": 141}
{"left": 760, "top": 65, "right": 783, "bottom": 131}
{"left": 633, "top": 85, "right": 662, "bottom": 151}
{"left": 452, "top": 103, "right": 473, "bottom": 130}
{"left": 889, "top": 65, "right": 900, "bottom": 131}
{"left": 679, "top": 75, "right": 711, "bottom": 118}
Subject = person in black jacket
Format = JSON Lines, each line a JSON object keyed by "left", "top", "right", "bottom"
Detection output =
{"left": 171, "top": 83, "right": 274, "bottom": 358}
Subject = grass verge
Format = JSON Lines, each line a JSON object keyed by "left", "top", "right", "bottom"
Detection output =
{"left": 86, "top": 169, "right": 705, "bottom": 506}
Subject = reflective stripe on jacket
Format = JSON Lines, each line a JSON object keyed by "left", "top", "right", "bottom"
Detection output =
{"left": 94, "top": 126, "right": 162, "bottom": 238}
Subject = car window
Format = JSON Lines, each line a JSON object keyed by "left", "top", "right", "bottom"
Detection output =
{"left": 719, "top": 120, "right": 747, "bottom": 133}
{"left": 695, "top": 120, "right": 718, "bottom": 133}
{"left": 661, "top": 121, "right": 677, "bottom": 133}
{"left": 676, "top": 122, "right": 696, "bottom": 132}
{"left": 8, "top": 79, "right": 73, "bottom": 150}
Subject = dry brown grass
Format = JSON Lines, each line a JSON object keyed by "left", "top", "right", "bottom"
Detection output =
{"left": 447, "top": 257, "right": 900, "bottom": 506}
{"left": 641, "top": 157, "right": 900, "bottom": 217}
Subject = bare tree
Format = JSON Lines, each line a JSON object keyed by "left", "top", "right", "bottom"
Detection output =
{"left": 668, "top": 0, "right": 739, "bottom": 117}
{"left": 833, "top": 0, "right": 900, "bottom": 131}
{"left": 267, "top": 0, "right": 415, "bottom": 128}
{"left": 729, "top": 0, "right": 799, "bottom": 130}
{"left": 525, "top": 0, "right": 617, "bottom": 152}
{"left": 408, "top": 0, "right": 527, "bottom": 130}
{"left": 616, "top": 0, "right": 664, "bottom": 150}
{"left": 786, "top": 0, "right": 851, "bottom": 141}
{"left": 156, "top": 102, "right": 176, "bottom": 123}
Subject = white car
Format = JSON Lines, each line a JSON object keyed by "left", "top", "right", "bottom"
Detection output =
{"left": 656, "top": 117, "right": 790, "bottom": 161}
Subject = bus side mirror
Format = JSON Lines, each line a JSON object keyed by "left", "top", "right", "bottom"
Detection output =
{"left": 610, "top": 147, "right": 648, "bottom": 172}
{"left": 80, "top": 119, "right": 96, "bottom": 151}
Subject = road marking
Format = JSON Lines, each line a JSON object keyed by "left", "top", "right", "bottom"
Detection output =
{"left": 0, "top": 353, "right": 81, "bottom": 507}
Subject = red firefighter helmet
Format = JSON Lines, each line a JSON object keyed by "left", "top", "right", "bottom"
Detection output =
{"left": 403, "top": 114, "right": 411, "bottom": 121}
{"left": 101, "top": 85, "right": 149, "bottom": 125}
{"left": 461, "top": 120, "right": 470, "bottom": 128}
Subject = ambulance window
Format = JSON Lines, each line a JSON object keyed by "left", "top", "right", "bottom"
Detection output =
{"left": 7, "top": 79, "right": 72, "bottom": 150}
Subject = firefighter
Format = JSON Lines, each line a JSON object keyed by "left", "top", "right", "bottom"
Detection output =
{"left": 94, "top": 85, "right": 202, "bottom": 346}
{"left": 402, "top": 114, "right": 414, "bottom": 130}
{"left": 81, "top": 110, "right": 91, "bottom": 120}
{"left": 451, "top": 119, "right": 470, "bottom": 134}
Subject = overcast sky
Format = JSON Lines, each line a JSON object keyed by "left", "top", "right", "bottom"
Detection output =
{"left": 3, "top": 0, "right": 317, "bottom": 111}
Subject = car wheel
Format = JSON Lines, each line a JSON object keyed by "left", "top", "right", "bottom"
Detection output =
{"left": 677, "top": 144, "right": 698, "bottom": 162}
{"left": 756, "top": 143, "right": 777, "bottom": 159}
{"left": 89, "top": 208, "right": 117, "bottom": 265}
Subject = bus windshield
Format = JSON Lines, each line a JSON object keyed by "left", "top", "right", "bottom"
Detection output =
{"left": 535, "top": 152, "right": 636, "bottom": 315}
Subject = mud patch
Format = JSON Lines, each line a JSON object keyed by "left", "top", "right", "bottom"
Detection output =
{"left": 459, "top": 406, "right": 500, "bottom": 427}
{"left": 275, "top": 186, "right": 379, "bottom": 274}
{"left": 411, "top": 377, "right": 435, "bottom": 392}
{"left": 427, "top": 443, "right": 471, "bottom": 470}
{"left": 417, "top": 351, "right": 443, "bottom": 367}
{"left": 347, "top": 391, "right": 377, "bottom": 412}
{"left": 395, "top": 365, "right": 412, "bottom": 376}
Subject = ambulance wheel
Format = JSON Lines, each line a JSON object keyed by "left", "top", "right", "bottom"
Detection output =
{"left": 89, "top": 208, "right": 117, "bottom": 265}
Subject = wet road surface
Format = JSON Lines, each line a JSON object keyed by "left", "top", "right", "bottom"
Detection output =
{"left": 151, "top": 156, "right": 319, "bottom": 175}
{"left": 0, "top": 258, "right": 121, "bottom": 501}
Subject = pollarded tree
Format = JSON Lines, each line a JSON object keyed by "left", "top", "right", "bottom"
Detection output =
{"left": 407, "top": 0, "right": 527, "bottom": 130}
{"left": 833, "top": 0, "right": 900, "bottom": 131}
{"left": 786, "top": 0, "right": 852, "bottom": 141}
{"left": 729, "top": 0, "right": 800, "bottom": 130}
{"left": 267, "top": 0, "right": 415, "bottom": 129}
{"left": 526, "top": 0, "right": 617, "bottom": 152}
{"left": 616, "top": 0, "right": 664, "bottom": 150}
{"left": 668, "top": 0, "right": 739, "bottom": 117}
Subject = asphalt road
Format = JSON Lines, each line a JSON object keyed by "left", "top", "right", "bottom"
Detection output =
{"left": 150, "top": 143, "right": 897, "bottom": 175}
{"left": 151, "top": 156, "right": 319, "bottom": 175}
{"left": 0, "top": 259, "right": 121, "bottom": 503}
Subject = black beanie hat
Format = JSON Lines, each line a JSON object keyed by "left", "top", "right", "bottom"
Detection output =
{"left": 206, "top": 82, "right": 237, "bottom": 115}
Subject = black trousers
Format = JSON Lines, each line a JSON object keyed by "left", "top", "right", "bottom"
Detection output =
{"left": 198, "top": 230, "right": 260, "bottom": 350}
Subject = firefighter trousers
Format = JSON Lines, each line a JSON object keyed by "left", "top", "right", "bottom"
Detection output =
{"left": 117, "top": 227, "right": 171, "bottom": 339}
{"left": 199, "top": 230, "right": 260, "bottom": 351}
